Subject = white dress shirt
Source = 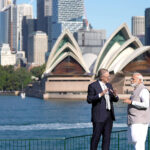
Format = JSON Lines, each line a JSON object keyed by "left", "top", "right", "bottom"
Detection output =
{"left": 98, "top": 81, "right": 111, "bottom": 110}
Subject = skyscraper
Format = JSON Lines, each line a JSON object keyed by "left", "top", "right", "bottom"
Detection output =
{"left": 52, "top": 0, "right": 84, "bottom": 22}
{"left": 0, "top": 0, "right": 12, "bottom": 11}
{"left": 51, "top": 0, "right": 84, "bottom": 49}
{"left": 0, "top": 4, "right": 13, "bottom": 50}
{"left": 132, "top": 16, "right": 145, "bottom": 44}
{"left": 13, "top": 4, "right": 33, "bottom": 51}
{"left": 0, "top": 10, "right": 9, "bottom": 44}
{"left": 74, "top": 29, "right": 106, "bottom": 55}
{"left": 145, "top": 8, "right": 150, "bottom": 45}
{"left": 37, "top": 0, "right": 52, "bottom": 33}
{"left": 0, "top": 3, "right": 33, "bottom": 53}
{"left": 37, "top": 0, "right": 84, "bottom": 50}
{"left": 22, "top": 18, "right": 37, "bottom": 59}
{"left": 28, "top": 31, "right": 48, "bottom": 65}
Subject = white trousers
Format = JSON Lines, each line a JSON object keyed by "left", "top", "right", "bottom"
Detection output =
{"left": 128, "top": 124, "right": 148, "bottom": 150}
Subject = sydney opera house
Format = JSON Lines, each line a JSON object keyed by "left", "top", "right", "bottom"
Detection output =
{"left": 26, "top": 23, "right": 150, "bottom": 100}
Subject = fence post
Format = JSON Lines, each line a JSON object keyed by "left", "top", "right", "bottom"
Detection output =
{"left": 148, "top": 129, "right": 150, "bottom": 150}
{"left": 64, "top": 138, "right": 66, "bottom": 150}
{"left": 29, "top": 140, "right": 31, "bottom": 150}
{"left": 118, "top": 133, "right": 120, "bottom": 150}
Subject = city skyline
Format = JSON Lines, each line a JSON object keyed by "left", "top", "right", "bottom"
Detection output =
{"left": 17, "top": 0, "right": 150, "bottom": 38}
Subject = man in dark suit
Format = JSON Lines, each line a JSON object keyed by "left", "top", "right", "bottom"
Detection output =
{"left": 87, "top": 68, "right": 119, "bottom": 150}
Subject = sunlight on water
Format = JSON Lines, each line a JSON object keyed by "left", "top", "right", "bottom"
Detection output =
{"left": 0, "top": 123, "right": 127, "bottom": 131}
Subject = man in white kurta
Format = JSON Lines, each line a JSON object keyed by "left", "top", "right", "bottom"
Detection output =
{"left": 123, "top": 72, "right": 150, "bottom": 150}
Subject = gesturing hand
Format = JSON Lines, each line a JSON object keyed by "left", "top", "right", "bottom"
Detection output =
{"left": 122, "top": 98, "right": 132, "bottom": 104}
{"left": 100, "top": 89, "right": 108, "bottom": 96}
{"left": 109, "top": 89, "right": 117, "bottom": 97}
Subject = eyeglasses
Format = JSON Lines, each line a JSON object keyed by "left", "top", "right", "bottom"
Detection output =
{"left": 103, "top": 76, "right": 110, "bottom": 79}
{"left": 130, "top": 78, "right": 136, "bottom": 81}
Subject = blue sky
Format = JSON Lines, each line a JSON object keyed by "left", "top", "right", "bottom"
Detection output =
{"left": 17, "top": 0, "right": 150, "bottom": 38}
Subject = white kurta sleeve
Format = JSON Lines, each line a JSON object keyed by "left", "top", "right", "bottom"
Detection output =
{"left": 132, "top": 89, "right": 149, "bottom": 109}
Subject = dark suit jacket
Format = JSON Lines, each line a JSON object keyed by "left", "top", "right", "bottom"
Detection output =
{"left": 87, "top": 80, "right": 119, "bottom": 122}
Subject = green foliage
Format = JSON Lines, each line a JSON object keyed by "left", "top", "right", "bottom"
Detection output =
{"left": 0, "top": 65, "right": 32, "bottom": 91}
{"left": 30, "top": 64, "right": 46, "bottom": 79}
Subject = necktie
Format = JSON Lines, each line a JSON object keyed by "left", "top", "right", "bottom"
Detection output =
{"left": 102, "top": 83, "right": 111, "bottom": 110}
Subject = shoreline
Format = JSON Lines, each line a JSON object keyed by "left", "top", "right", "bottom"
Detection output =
{"left": 0, "top": 92, "right": 130, "bottom": 100}
{"left": 0, "top": 91, "right": 20, "bottom": 96}
{"left": 43, "top": 93, "right": 130, "bottom": 100}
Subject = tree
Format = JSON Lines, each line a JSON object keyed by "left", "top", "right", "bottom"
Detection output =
{"left": 0, "top": 65, "right": 32, "bottom": 91}
{"left": 30, "top": 64, "right": 46, "bottom": 79}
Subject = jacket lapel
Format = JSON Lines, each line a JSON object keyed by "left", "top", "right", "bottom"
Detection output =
{"left": 96, "top": 80, "right": 103, "bottom": 93}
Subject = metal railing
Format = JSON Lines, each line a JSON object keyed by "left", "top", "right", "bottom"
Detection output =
{"left": 0, "top": 129, "right": 149, "bottom": 150}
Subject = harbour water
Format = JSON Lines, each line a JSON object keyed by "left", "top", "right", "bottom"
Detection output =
{"left": 0, "top": 96, "right": 128, "bottom": 139}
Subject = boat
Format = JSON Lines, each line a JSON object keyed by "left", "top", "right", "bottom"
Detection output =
{"left": 20, "top": 92, "right": 26, "bottom": 99}
{"left": 20, "top": 83, "right": 26, "bottom": 99}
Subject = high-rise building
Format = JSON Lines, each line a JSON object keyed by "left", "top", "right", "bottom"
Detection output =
{"left": 37, "top": 0, "right": 52, "bottom": 53}
{"left": 0, "top": 3, "right": 33, "bottom": 53}
{"left": 37, "top": 0, "right": 52, "bottom": 33}
{"left": 132, "top": 16, "right": 145, "bottom": 44}
{"left": 0, "top": 4, "right": 13, "bottom": 51}
{"left": 74, "top": 29, "right": 106, "bottom": 55}
{"left": 145, "top": 8, "right": 150, "bottom": 45}
{"left": 13, "top": 4, "right": 33, "bottom": 51}
{"left": 0, "top": 43, "right": 16, "bottom": 66}
{"left": 0, "top": 0, "right": 12, "bottom": 11}
{"left": 37, "top": 0, "right": 84, "bottom": 50}
{"left": 52, "top": 0, "right": 83, "bottom": 22}
{"left": 28, "top": 31, "right": 48, "bottom": 65}
{"left": 0, "top": 10, "right": 9, "bottom": 44}
{"left": 50, "top": 0, "right": 84, "bottom": 48}
{"left": 22, "top": 17, "right": 37, "bottom": 59}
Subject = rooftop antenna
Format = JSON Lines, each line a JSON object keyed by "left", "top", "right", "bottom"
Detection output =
{"left": 83, "top": 1, "right": 89, "bottom": 31}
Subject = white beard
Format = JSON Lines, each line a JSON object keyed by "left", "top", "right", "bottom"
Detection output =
{"left": 131, "top": 83, "right": 137, "bottom": 88}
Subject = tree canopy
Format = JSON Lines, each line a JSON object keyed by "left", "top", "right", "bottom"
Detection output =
{"left": 0, "top": 65, "right": 45, "bottom": 91}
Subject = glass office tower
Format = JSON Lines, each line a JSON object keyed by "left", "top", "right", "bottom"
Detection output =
{"left": 37, "top": 0, "right": 84, "bottom": 50}
{"left": 145, "top": 8, "right": 150, "bottom": 45}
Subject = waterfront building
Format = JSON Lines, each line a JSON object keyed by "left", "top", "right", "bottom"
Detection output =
{"left": 132, "top": 16, "right": 145, "bottom": 44}
{"left": 0, "top": 43, "right": 16, "bottom": 66}
{"left": 145, "top": 8, "right": 150, "bottom": 45}
{"left": 28, "top": 31, "right": 48, "bottom": 65}
{"left": 26, "top": 24, "right": 150, "bottom": 99}
{"left": 44, "top": 29, "right": 89, "bottom": 75}
{"left": 26, "top": 30, "right": 91, "bottom": 99}
{"left": 93, "top": 23, "right": 150, "bottom": 76}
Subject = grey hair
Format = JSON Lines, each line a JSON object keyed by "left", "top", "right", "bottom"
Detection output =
{"left": 98, "top": 68, "right": 108, "bottom": 79}
{"left": 133, "top": 72, "right": 143, "bottom": 82}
